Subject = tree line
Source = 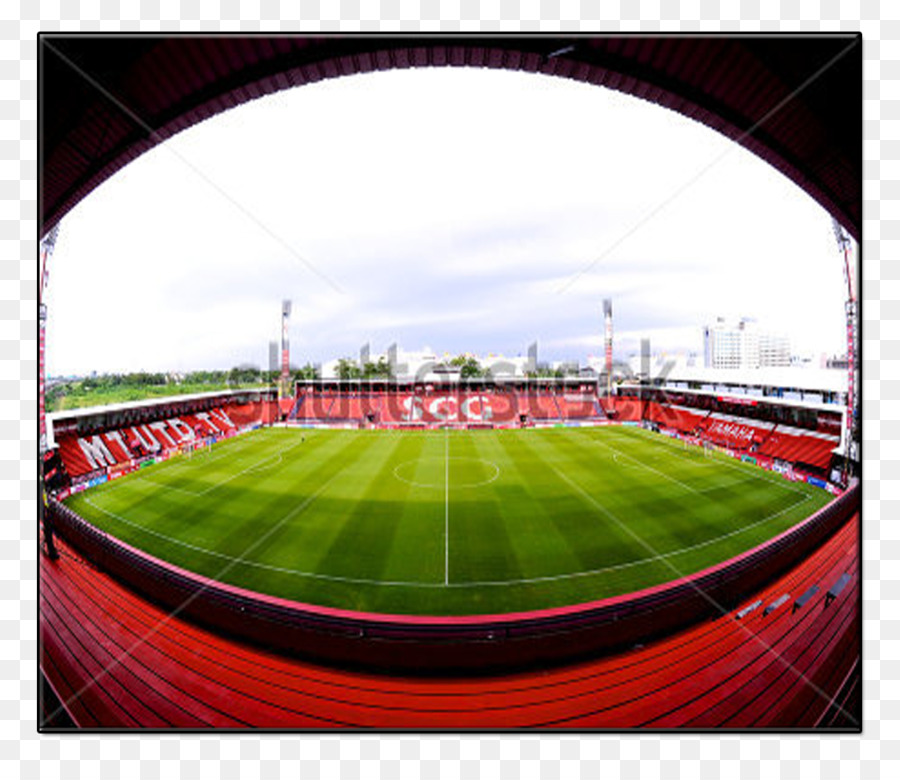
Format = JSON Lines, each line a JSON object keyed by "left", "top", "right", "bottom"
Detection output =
{"left": 46, "top": 364, "right": 321, "bottom": 411}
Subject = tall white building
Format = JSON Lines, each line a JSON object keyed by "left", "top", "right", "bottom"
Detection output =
{"left": 703, "top": 318, "right": 790, "bottom": 370}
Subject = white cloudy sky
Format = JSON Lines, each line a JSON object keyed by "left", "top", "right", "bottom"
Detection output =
{"left": 45, "top": 66, "right": 851, "bottom": 376}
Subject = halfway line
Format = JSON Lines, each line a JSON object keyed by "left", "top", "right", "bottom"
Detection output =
{"left": 444, "top": 427, "right": 449, "bottom": 586}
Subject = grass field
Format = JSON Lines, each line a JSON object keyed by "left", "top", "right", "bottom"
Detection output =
{"left": 65, "top": 425, "right": 832, "bottom": 616}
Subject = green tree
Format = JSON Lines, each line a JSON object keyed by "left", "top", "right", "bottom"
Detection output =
{"left": 336, "top": 358, "right": 363, "bottom": 380}
{"left": 450, "top": 354, "right": 483, "bottom": 378}
{"left": 362, "top": 357, "right": 392, "bottom": 379}
{"left": 294, "top": 363, "right": 319, "bottom": 380}
{"left": 228, "top": 365, "right": 261, "bottom": 385}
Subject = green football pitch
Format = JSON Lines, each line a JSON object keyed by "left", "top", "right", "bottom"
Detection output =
{"left": 65, "top": 425, "right": 832, "bottom": 616}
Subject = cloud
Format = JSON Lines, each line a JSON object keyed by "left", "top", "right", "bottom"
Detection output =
{"left": 45, "top": 67, "right": 849, "bottom": 376}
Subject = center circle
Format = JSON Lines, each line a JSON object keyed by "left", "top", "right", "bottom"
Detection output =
{"left": 393, "top": 456, "right": 501, "bottom": 489}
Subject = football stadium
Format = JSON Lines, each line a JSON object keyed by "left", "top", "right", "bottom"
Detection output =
{"left": 39, "top": 36, "right": 861, "bottom": 730}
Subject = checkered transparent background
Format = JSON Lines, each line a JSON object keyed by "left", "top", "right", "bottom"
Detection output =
{"left": 4, "top": 3, "right": 897, "bottom": 777}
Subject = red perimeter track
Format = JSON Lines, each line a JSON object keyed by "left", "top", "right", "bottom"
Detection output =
{"left": 39, "top": 512, "right": 859, "bottom": 729}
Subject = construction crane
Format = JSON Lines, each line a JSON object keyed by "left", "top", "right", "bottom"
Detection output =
{"left": 831, "top": 218, "right": 858, "bottom": 485}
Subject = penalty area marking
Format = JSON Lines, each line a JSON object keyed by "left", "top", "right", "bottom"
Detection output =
{"left": 609, "top": 451, "right": 772, "bottom": 495}
{"left": 196, "top": 439, "right": 304, "bottom": 496}
{"left": 620, "top": 425, "right": 811, "bottom": 498}
{"left": 134, "top": 476, "right": 204, "bottom": 497}
{"left": 243, "top": 451, "right": 283, "bottom": 474}
{"left": 96, "top": 437, "right": 301, "bottom": 499}
{"left": 393, "top": 456, "right": 500, "bottom": 490}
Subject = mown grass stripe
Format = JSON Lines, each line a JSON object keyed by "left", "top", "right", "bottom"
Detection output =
{"left": 66, "top": 426, "right": 832, "bottom": 616}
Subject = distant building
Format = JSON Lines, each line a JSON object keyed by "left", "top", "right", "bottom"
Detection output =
{"left": 758, "top": 332, "right": 791, "bottom": 368}
{"left": 527, "top": 342, "right": 538, "bottom": 374}
{"left": 703, "top": 317, "right": 790, "bottom": 370}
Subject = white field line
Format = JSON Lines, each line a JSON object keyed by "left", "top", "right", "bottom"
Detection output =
{"left": 81, "top": 467, "right": 812, "bottom": 590}
{"left": 153, "top": 426, "right": 268, "bottom": 472}
{"left": 83, "top": 460, "right": 345, "bottom": 577}
{"left": 607, "top": 446, "right": 771, "bottom": 496}
{"left": 591, "top": 435, "right": 702, "bottom": 495}
{"left": 392, "top": 457, "right": 500, "bottom": 489}
{"left": 542, "top": 447, "right": 849, "bottom": 727}
{"left": 444, "top": 427, "right": 449, "bottom": 586}
{"left": 91, "top": 428, "right": 291, "bottom": 498}
{"left": 196, "top": 439, "right": 304, "bottom": 496}
{"left": 619, "top": 425, "right": 810, "bottom": 498}
{"left": 53, "top": 443, "right": 347, "bottom": 733}
{"left": 243, "top": 451, "right": 283, "bottom": 473}
{"left": 694, "top": 475, "right": 761, "bottom": 495}
{"left": 134, "top": 476, "right": 204, "bottom": 497}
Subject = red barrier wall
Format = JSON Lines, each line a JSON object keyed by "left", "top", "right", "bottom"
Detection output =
{"left": 48, "top": 483, "right": 858, "bottom": 675}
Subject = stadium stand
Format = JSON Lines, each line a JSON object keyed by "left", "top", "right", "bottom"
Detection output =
{"left": 39, "top": 382, "right": 857, "bottom": 728}
{"left": 698, "top": 412, "right": 775, "bottom": 451}
{"left": 326, "top": 395, "right": 367, "bottom": 421}
{"left": 480, "top": 390, "right": 519, "bottom": 423}
{"left": 290, "top": 394, "right": 321, "bottom": 421}
{"left": 556, "top": 394, "right": 599, "bottom": 419}
{"left": 758, "top": 425, "right": 840, "bottom": 471}
{"left": 644, "top": 402, "right": 710, "bottom": 434}
{"left": 517, "top": 392, "right": 562, "bottom": 420}
{"left": 54, "top": 398, "right": 269, "bottom": 480}
{"left": 39, "top": 508, "right": 859, "bottom": 728}
{"left": 375, "top": 393, "right": 409, "bottom": 424}
{"left": 607, "top": 396, "right": 642, "bottom": 422}
{"left": 635, "top": 390, "right": 842, "bottom": 474}
{"left": 289, "top": 387, "right": 602, "bottom": 426}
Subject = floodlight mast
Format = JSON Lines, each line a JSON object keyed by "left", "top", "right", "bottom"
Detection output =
{"left": 603, "top": 298, "right": 613, "bottom": 399}
{"left": 39, "top": 225, "right": 62, "bottom": 559}
{"left": 831, "top": 218, "right": 858, "bottom": 485}
{"left": 280, "top": 299, "right": 292, "bottom": 399}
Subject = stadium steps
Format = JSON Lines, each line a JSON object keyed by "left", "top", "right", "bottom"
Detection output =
{"left": 683, "top": 556, "right": 857, "bottom": 727}
{"left": 39, "top": 513, "right": 858, "bottom": 728}
{"left": 758, "top": 425, "right": 839, "bottom": 470}
{"left": 550, "top": 395, "right": 563, "bottom": 419}
{"left": 543, "top": 517, "right": 859, "bottom": 728}
{"left": 287, "top": 397, "right": 303, "bottom": 421}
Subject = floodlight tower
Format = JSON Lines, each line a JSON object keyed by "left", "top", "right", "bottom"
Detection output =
{"left": 831, "top": 219, "right": 858, "bottom": 485}
{"left": 603, "top": 298, "right": 613, "bottom": 398}
{"left": 280, "top": 299, "right": 292, "bottom": 399}
{"left": 39, "top": 225, "right": 60, "bottom": 455}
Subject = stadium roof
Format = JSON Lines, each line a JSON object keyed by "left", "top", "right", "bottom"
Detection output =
{"left": 41, "top": 35, "right": 861, "bottom": 241}
{"left": 631, "top": 364, "right": 848, "bottom": 393}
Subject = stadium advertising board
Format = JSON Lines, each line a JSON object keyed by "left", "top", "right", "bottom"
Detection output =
{"left": 717, "top": 396, "right": 758, "bottom": 406}
{"left": 401, "top": 394, "right": 495, "bottom": 423}
{"left": 57, "top": 407, "right": 238, "bottom": 478}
